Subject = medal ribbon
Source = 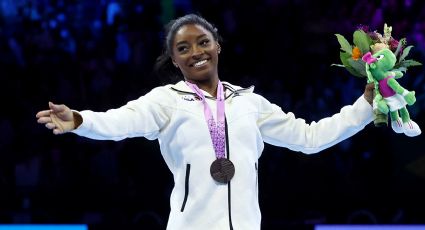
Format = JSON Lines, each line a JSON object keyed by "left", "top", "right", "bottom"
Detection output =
{"left": 185, "top": 80, "right": 226, "bottom": 159}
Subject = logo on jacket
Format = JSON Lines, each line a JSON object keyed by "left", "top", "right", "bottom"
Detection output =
{"left": 181, "top": 95, "right": 201, "bottom": 101}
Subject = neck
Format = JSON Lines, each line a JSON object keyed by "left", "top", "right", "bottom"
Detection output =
{"left": 187, "top": 77, "right": 219, "bottom": 97}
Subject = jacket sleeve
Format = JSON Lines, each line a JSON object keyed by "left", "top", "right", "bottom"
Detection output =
{"left": 71, "top": 87, "right": 174, "bottom": 141}
{"left": 257, "top": 95, "right": 373, "bottom": 154}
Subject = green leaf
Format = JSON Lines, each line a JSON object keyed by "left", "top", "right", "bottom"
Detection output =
{"left": 392, "top": 67, "right": 407, "bottom": 74}
{"left": 399, "top": 59, "right": 423, "bottom": 68}
{"left": 335, "top": 34, "right": 352, "bottom": 55}
{"left": 353, "top": 30, "right": 372, "bottom": 55}
{"left": 398, "top": 45, "right": 413, "bottom": 63}
{"left": 339, "top": 52, "right": 364, "bottom": 77}
{"left": 348, "top": 58, "right": 367, "bottom": 77}
{"left": 394, "top": 38, "right": 406, "bottom": 57}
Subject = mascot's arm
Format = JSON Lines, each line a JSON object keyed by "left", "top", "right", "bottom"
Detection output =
{"left": 393, "top": 71, "right": 404, "bottom": 79}
{"left": 387, "top": 78, "right": 416, "bottom": 105}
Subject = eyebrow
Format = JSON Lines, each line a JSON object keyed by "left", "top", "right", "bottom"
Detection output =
{"left": 175, "top": 34, "right": 208, "bottom": 46}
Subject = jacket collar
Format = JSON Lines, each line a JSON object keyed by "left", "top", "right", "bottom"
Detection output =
{"left": 170, "top": 80, "right": 254, "bottom": 99}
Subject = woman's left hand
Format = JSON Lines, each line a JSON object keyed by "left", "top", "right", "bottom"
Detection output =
{"left": 363, "top": 82, "right": 374, "bottom": 105}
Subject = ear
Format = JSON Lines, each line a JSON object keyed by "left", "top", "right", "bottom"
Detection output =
{"left": 216, "top": 43, "right": 221, "bottom": 54}
{"left": 171, "top": 59, "right": 178, "bottom": 68}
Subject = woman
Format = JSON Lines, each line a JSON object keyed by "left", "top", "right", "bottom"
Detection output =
{"left": 36, "top": 14, "right": 374, "bottom": 230}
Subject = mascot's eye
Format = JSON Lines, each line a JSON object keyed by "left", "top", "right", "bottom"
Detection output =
{"left": 376, "top": 54, "right": 384, "bottom": 60}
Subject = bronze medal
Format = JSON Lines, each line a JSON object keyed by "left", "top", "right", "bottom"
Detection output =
{"left": 210, "top": 158, "right": 235, "bottom": 183}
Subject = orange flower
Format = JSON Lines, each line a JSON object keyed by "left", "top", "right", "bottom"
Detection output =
{"left": 352, "top": 46, "right": 362, "bottom": 60}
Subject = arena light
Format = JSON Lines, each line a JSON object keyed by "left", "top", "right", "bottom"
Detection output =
{"left": 315, "top": 225, "right": 425, "bottom": 230}
{"left": 0, "top": 225, "right": 88, "bottom": 230}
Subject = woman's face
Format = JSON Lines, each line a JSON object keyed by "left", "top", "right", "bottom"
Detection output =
{"left": 171, "top": 24, "right": 220, "bottom": 83}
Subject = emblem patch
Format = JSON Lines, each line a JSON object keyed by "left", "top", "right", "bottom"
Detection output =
{"left": 181, "top": 95, "right": 200, "bottom": 101}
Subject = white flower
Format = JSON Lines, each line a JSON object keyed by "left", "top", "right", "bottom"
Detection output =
{"left": 371, "top": 43, "right": 389, "bottom": 53}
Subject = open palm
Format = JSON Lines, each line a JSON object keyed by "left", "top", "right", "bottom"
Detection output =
{"left": 36, "top": 102, "right": 76, "bottom": 134}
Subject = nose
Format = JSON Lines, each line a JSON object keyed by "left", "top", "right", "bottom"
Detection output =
{"left": 191, "top": 45, "right": 203, "bottom": 59}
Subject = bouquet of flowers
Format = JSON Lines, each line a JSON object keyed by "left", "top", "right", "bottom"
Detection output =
{"left": 332, "top": 23, "right": 422, "bottom": 127}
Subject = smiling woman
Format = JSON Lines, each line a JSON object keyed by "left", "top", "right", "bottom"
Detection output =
{"left": 171, "top": 24, "right": 221, "bottom": 95}
{"left": 36, "top": 14, "right": 376, "bottom": 230}
{"left": 155, "top": 14, "right": 223, "bottom": 96}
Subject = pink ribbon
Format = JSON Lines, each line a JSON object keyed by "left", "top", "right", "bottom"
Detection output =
{"left": 186, "top": 81, "right": 226, "bottom": 159}
{"left": 362, "top": 52, "right": 377, "bottom": 64}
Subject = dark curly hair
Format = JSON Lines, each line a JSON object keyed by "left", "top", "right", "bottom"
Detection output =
{"left": 154, "top": 14, "right": 222, "bottom": 84}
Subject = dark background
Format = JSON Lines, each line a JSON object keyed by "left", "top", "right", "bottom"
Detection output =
{"left": 1, "top": 0, "right": 425, "bottom": 229}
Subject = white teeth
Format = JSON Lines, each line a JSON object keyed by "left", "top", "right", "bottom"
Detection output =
{"left": 193, "top": 60, "right": 207, "bottom": 67}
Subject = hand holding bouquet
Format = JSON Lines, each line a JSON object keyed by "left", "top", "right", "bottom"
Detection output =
{"left": 333, "top": 24, "right": 422, "bottom": 133}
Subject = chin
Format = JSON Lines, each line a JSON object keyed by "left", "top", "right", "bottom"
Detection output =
{"left": 195, "top": 73, "right": 216, "bottom": 82}
{"left": 186, "top": 71, "right": 216, "bottom": 82}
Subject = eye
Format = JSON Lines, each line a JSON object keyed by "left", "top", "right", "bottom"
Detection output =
{"left": 199, "top": 39, "right": 210, "bottom": 46}
{"left": 376, "top": 54, "right": 384, "bottom": 60}
{"left": 177, "top": 46, "right": 188, "bottom": 53}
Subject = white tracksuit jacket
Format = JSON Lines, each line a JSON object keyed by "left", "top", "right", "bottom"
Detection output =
{"left": 72, "top": 80, "right": 373, "bottom": 230}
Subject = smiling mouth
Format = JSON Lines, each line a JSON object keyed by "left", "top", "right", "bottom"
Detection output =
{"left": 191, "top": 59, "right": 209, "bottom": 68}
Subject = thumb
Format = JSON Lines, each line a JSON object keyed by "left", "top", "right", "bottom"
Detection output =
{"left": 49, "top": 102, "right": 65, "bottom": 113}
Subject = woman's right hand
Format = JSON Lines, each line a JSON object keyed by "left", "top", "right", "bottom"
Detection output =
{"left": 36, "top": 102, "right": 78, "bottom": 135}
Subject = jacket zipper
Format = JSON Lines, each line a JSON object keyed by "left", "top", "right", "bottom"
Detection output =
{"left": 225, "top": 119, "right": 234, "bottom": 230}
{"left": 180, "top": 164, "right": 191, "bottom": 212}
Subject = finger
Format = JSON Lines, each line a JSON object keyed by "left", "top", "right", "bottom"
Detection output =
{"left": 53, "top": 128, "right": 64, "bottom": 135}
{"left": 49, "top": 102, "right": 67, "bottom": 113}
{"left": 36, "top": 110, "right": 51, "bottom": 118}
{"left": 45, "top": 122, "right": 56, "bottom": 129}
{"left": 366, "top": 83, "right": 375, "bottom": 90}
{"left": 37, "top": 117, "right": 52, "bottom": 124}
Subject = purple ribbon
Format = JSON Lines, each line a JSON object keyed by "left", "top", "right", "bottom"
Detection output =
{"left": 186, "top": 80, "right": 226, "bottom": 159}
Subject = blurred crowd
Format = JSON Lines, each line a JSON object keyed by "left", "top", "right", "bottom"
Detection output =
{"left": 1, "top": 0, "right": 425, "bottom": 229}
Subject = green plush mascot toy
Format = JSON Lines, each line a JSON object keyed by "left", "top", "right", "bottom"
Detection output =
{"left": 362, "top": 48, "right": 421, "bottom": 137}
